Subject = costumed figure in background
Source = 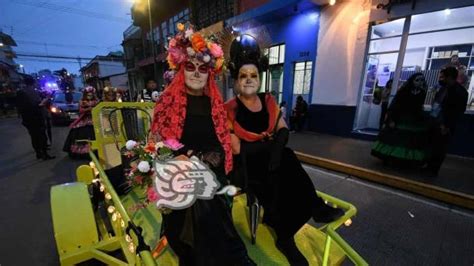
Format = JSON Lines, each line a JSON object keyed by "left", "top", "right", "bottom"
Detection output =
{"left": 63, "top": 86, "right": 98, "bottom": 158}
{"left": 371, "top": 73, "right": 429, "bottom": 166}
{"left": 150, "top": 23, "right": 254, "bottom": 266}
{"left": 57, "top": 68, "right": 75, "bottom": 103}
{"left": 225, "top": 34, "right": 344, "bottom": 266}
{"left": 103, "top": 86, "right": 119, "bottom": 102}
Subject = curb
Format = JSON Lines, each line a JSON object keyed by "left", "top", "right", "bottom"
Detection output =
{"left": 295, "top": 151, "right": 474, "bottom": 210}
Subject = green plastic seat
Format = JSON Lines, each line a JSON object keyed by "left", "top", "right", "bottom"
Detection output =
{"left": 51, "top": 183, "right": 99, "bottom": 255}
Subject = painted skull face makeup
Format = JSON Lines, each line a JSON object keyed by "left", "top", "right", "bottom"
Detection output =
{"left": 184, "top": 58, "right": 209, "bottom": 91}
{"left": 238, "top": 64, "right": 260, "bottom": 96}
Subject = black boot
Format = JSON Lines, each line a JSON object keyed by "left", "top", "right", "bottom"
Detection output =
{"left": 313, "top": 203, "right": 344, "bottom": 224}
{"left": 276, "top": 237, "right": 308, "bottom": 266}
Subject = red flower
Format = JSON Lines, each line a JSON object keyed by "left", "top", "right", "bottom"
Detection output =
{"left": 135, "top": 175, "right": 143, "bottom": 185}
{"left": 147, "top": 186, "right": 159, "bottom": 202}
{"left": 144, "top": 142, "right": 156, "bottom": 153}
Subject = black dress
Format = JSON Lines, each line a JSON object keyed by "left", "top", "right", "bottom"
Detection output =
{"left": 234, "top": 94, "right": 324, "bottom": 240}
{"left": 162, "top": 94, "right": 250, "bottom": 266}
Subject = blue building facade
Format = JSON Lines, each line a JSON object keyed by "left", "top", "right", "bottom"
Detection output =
{"left": 226, "top": 0, "right": 321, "bottom": 114}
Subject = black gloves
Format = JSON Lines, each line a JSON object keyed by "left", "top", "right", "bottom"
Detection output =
{"left": 268, "top": 128, "right": 289, "bottom": 172}
{"left": 201, "top": 151, "right": 222, "bottom": 168}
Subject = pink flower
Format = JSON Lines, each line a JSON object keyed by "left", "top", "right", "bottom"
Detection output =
{"left": 168, "top": 46, "right": 187, "bottom": 65}
{"left": 209, "top": 43, "right": 224, "bottom": 58}
{"left": 164, "top": 138, "right": 184, "bottom": 151}
{"left": 147, "top": 186, "right": 159, "bottom": 202}
{"left": 169, "top": 38, "right": 177, "bottom": 47}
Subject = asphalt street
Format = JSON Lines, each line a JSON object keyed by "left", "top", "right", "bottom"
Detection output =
{"left": 0, "top": 117, "right": 473, "bottom": 265}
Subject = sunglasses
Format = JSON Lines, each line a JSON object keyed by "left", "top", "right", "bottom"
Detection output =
{"left": 185, "top": 62, "right": 209, "bottom": 74}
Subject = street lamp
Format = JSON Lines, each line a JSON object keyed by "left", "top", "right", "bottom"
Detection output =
{"left": 135, "top": 0, "right": 158, "bottom": 85}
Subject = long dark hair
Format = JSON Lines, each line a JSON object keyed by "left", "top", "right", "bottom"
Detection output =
{"left": 399, "top": 73, "right": 426, "bottom": 93}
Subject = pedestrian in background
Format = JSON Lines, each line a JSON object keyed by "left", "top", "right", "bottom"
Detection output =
{"left": 280, "top": 101, "right": 287, "bottom": 122}
{"left": 290, "top": 95, "right": 308, "bottom": 132}
{"left": 40, "top": 89, "right": 53, "bottom": 146}
{"left": 16, "top": 76, "right": 55, "bottom": 160}
{"left": 138, "top": 79, "right": 158, "bottom": 102}
{"left": 424, "top": 67, "right": 468, "bottom": 176}
{"left": 379, "top": 79, "right": 393, "bottom": 129}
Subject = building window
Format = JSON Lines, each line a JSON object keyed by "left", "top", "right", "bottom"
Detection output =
{"left": 355, "top": 6, "right": 474, "bottom": 132}
{"left": 266, "top": 44, "right": 285, "bottom": 65}
{"left": 191, "top": 0, "right": 235, "bottom": 29}
{"left": 293, "top": 61, "right": 312, "bottom": 96}
{"left": 260, "top": 44, "right": 286, "bottom": 103}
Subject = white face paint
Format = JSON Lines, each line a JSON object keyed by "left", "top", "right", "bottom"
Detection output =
{"left": 184, "top": 58, "right": 209, "bottom": 91}
{"left": 237, "top": 64, "right": 260, "bottom": 96}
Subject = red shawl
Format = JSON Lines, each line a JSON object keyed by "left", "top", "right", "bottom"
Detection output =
{"left": 225, "top": 93, "right": 280, "bottom": 142}
{"left": 151, "top": 68, "right": 233, "bottom": 174}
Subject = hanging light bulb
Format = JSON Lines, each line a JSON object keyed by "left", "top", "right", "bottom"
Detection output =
{"left": 121, "top": 220, "right": 126, "bottom": 228}
{"left": 99, "top": 184, "right": 105, "bottom": 192}
{"left": 125, "top": 234, "right": 132, "bottom": 243}
{"left": 329, "top": 0, "right": 336, "bottom": 5}
{"left": 105, "top": 193, "right": 112, "bottom": 200}
{"left": 107, "top": 206, "right": 115, "bottom": 214}
{"left": 112, "top": 213, "right": 118, "bottom": 221}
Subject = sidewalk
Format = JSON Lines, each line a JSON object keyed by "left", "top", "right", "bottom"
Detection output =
{"left": 288, "top": 132, "right": 474, "bottom": 197}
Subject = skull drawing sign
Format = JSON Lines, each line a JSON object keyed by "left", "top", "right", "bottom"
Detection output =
{"left": 153, "top": 156, "right": 237, "bottom": 210}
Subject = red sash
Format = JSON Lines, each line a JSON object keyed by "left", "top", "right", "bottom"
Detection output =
{"left": 225, "top": 93, "right": 280, "bottom": 142}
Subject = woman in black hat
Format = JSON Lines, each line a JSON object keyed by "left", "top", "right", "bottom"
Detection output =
{"left": 225, "top": 34, "right": 344, "bottom": 266}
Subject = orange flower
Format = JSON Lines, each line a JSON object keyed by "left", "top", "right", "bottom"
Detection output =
{"left": 191, "top": 33, "right": 207, "bottom": 52}
{"left": 215, "top": 58, "right": 224, "bottom": 70}
{"left": 177, "top": 23, "right": 185, "bottom": 32}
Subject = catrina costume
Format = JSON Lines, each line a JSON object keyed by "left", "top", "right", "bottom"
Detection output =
{"left": 63, "top": 86, "right": 98, "bottom": 158}
{"left": 225, "top": 35, "right": 344, "bottom": 265}
{"left": 151, "top": 24, "right": 254, "bottom": 266}
{"left": 371, "top": 73, "right": 429, "bottom": 165}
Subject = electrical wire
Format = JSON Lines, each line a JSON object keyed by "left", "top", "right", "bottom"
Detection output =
{"left": 12, "top": 0, "right": 131, "bottom": 24}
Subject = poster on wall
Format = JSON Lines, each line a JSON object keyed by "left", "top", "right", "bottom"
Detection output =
{"left": 377, "top": 63, "right": 392, "bottom": 87}
{"left": 364, "top": 56, "right": 379, "bottom": 96}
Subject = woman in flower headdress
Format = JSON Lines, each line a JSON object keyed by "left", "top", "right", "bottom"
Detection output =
{"left": 150, "top": 23, "right": 254, "bottom": 266}
{"left": 225, "top": 34, "right": 344, "bottom": 266}
{"left": 63, "top": 86, "right": 98, "bottom": 158}
{"left": 102, "top": 86, "right": 118, "bottom": 102}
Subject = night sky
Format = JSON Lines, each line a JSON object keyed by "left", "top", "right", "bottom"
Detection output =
{"left": 0, "top": 0, "right": 133, "bottom": 75}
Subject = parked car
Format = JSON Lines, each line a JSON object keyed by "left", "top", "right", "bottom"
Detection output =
{"left": 50, "top": 91, "right": 82, "bottom": 125}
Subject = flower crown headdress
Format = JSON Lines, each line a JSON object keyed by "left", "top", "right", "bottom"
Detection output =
{"left": 167, "top": 23, "right": 224, "bottom": 73}
{"left": 103, "top": 86, "right": 117, "bottom": 93}
{"left": 84, "top": 86, "right": 95, "bottom": 93}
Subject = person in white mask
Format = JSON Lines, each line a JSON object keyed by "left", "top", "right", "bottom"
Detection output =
{"left": 225, "top": 34, "right": 344, "bottom": 266}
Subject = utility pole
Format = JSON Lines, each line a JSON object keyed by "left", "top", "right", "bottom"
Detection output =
{"left": 147, "top": 0, "right": 158, "bottom": 86}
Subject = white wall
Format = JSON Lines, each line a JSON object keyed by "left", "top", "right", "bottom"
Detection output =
{"left": 98, "top": 61, "right": 126, "bottom": 78}
{"left": 312, "top": 0, "right": 371, "bottom": 106}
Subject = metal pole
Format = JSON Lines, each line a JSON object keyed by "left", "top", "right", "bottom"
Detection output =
{"left": 391, "top": 16, "right": 411, "bottom": 96}
{"left": 147, "top": 0, "right": 158, "bottom": 84}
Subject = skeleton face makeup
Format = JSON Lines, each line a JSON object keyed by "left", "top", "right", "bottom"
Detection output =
{"left": 237, "top": 64, "right": 259, "bottom": 96}
{"left": 184, "top": 58, "right": 209, "bottom": 91}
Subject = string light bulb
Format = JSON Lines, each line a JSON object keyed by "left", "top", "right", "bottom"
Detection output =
{"left": 344, "top": 219, "right": 353, "bottom": 226}
{"left": 107, "top": 206, "right": 115, "bottom": 214}
{"left": 329, "top": 0, "right": 336, "bottom": 5}
{"left": 105, "top": 193, "right": 112, "bottom": 200}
